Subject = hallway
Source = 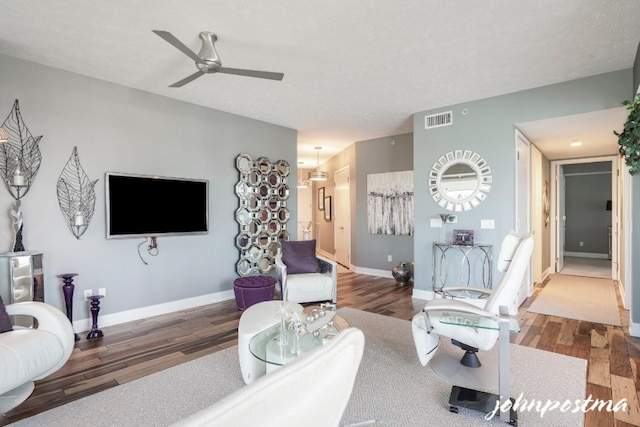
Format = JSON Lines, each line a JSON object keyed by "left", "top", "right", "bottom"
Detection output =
{"left": 560, "top": 256, "right": 611, "bottom": 279}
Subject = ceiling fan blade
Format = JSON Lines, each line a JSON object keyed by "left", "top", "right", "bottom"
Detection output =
{"left": 169, "top": 71, "right": 206, "bottom": 88}
{"left": 152, "top": 30, "right": 203, "bottom": 64}
{"left": 218, "top": 67, "right": 284, "bottom": 81}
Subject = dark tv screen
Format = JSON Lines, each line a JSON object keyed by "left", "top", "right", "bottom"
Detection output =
{"left": 106, "top": 172, "right": 209, "bottom": 238}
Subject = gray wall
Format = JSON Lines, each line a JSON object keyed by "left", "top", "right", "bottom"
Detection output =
{"left": 313, "top": 133, "right": 414, "bottom": 271}
{"left": 413, "top": 69, "right": 632, "bottom": 295}
{"left": 563, "top": 162, "right": 611, "bottom": 255}
{"left": 355, "top": 133, "right": 414, "bottom": 269}
{"left": 0, "top": 53, "right": 297, "bottom": 322}
{"left": 632, "top": 44, "right": 640, "bottom": 326}
{"left": 634, "top": 41, "right": 640, "bottom": 94}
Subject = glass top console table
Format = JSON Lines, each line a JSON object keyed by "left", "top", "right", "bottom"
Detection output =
{"left": 432, "top": 242, "right": 492, "bottom": 297}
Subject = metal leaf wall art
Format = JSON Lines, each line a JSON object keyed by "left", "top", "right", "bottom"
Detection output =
{"left": 0, "top": 99, "right": 43, "bottom": 200}
{"left": 57, "top": 147, "right": 98, "bottom": 239}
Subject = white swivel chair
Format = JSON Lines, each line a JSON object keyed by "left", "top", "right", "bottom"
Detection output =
{"left": 412, "top": 231, "right": 534, "bottom": 368}
{"left": 275, "top": 240, "right": 337, "bottom": 304}
{"left": 0, "top": 301, "right": 75, "bottom": 413}
{"left": 173, "top": 327, "right": 365, "bottom": 427}
{"left": 237, "top": 300, "right": 303, "bottom": 384}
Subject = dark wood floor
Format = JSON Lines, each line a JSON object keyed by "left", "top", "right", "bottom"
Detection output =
{"left": 2, "top": 273, "right": 640, "bottom": 426}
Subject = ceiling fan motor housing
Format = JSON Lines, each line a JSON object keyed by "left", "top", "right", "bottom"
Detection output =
{"left": 196, "top": 32, "right": 222, "bottom": 73}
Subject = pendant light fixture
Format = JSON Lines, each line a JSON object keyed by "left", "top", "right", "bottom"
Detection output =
{"left": 308, "top": 146, "right": 328, "bottom": 181}
{"left": 296, "top": 161, "right": 311, "bottom": 189}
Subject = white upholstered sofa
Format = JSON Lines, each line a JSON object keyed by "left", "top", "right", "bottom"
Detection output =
{"left": 0, "top": 301, "right": 75, "bottom": 413}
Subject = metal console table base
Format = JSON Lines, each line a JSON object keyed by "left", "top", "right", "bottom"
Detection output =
{"left": 432, "top": 242, "right": 493, "bottom": 296}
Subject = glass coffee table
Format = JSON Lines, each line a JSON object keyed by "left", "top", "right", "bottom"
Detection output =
{"left": 249, "top": 306, "right": 348, "bottom": 368}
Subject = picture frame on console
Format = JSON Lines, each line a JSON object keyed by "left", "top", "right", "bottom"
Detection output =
{"left": 453, "top": 229, "right": 474, "bottom": 246}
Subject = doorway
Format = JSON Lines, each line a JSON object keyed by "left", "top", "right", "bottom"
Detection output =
{"left": 515, "top": 130, "right": 532, "bottom": 306}
{"left": 550, "top": 157, "right": 618, "bottom": 280}
{"left": 334, "top": 166, "right": 351, "bottom": 269}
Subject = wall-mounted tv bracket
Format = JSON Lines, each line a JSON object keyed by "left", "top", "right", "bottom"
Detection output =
{"left": 137, "top": 236, "right": 159, "bottom": 265}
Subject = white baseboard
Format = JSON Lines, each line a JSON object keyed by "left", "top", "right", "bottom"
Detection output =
{"left": 630, "top": 322, "right": 640, "bottom": 338}
{"left": 617, "top": 281, "right": 628, "bottom": 310}
{"left": 352, "top": 266, "right": 393, "bottom": 278}
{"left": 74, "top": 290, "right": 235, "bottom": 333}
{"left": 412, "top": 289, "right": 432, "bottom": 301}
{"left": 564, "top": 251, "right": 609, "bottom": 259}
{"left": 316, "top": 248, "right": 334, "bottom": 260}
{"left": 541, "top": 267, "right": 551, "bottom": 282}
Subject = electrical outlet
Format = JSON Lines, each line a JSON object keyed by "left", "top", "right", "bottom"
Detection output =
{"left": 480, "top": 219, "right": 495, "bottom": 229}
{"left": 387, "top": 255, "right": 392, "bottom": 262}
{"left": 98, "top": 287, "right": 106, "bottom": 297}
{"left": 83, "top": 289, "right": 93, "bottom": 301}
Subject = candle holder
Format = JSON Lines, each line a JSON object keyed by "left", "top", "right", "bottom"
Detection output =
{"left": 57, "top": 273, "right": 80, "bottom": 341}
{"left": 57, "top": 146, "right": 98, "bottom": 239}
{"left": 0, "top": 100, "right": 42, "bottom": 200}
{"left": 0, "top": 99, "right": 43, "bottom": 250}
{"left": 87, "top": 295, "right": 104, "bottom": 340}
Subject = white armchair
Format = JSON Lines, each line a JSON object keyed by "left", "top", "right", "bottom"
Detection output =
{"left": 275, "top": 240, "right": 337, "bottom": 304}
{"left": 0, "top": 301, "right": 75, "bottom": 413}
{"left": 412, "top": 231, "right": 534, "bottom": 368}
{"left": 172, "top": 327, "right": 365, "bottom": 427}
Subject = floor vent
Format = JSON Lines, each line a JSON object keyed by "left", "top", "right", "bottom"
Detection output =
{"left": 424, "top": 111, "right": 452, "bottom": 129}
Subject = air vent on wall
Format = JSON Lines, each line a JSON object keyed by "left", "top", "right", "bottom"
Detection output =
{"left": 425, "top": 111, "right": 452, "bottom": 129}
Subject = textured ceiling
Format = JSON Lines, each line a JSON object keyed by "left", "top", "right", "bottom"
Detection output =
{"left": 0, "top": 1, "right": 638, "bottom": 165}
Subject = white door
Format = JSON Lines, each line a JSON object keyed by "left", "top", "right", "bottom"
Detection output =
{"left": 531, "top": 146, "right": 543, "bottom": 284}
{"left": 611, "top": 160, "right": 619, "bottom": 280}
{"left": 334, "top": 167, "right": 351, "bottom": 268}
{"left": 556, "top": 165, "right": 566, "bottom": 272}
{"left": 515, "top": 131, "right": 532, "bottom": 306}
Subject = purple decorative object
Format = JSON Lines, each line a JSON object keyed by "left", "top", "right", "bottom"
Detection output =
{"left": 281, "top": 239, "right": 319, "bottom": 274}
{"left": 87, "top": 295, "right": 104, "bottom": 339}
{"left": 57, "top": 273, "right": 80, "bottom": 341}
{"left": 233, "top": 276, "right": 277, "bottom": 310}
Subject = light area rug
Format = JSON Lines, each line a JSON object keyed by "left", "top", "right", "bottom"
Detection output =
{"left": 10, "top": 308, "right": 586, "bottom": 427}
{"left": 527, "top": 274, "right": 621, "bottom": 326}
{"left": 560, "top": 257, "right": 611, "bottom": 279}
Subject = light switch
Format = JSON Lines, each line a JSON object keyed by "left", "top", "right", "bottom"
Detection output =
{"left": 480, "top": 219, "right": 495, "bottom": 229}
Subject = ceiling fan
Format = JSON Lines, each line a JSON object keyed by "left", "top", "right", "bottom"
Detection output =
{"left": 152, "top": 30, "right": 284, "bottom": 87}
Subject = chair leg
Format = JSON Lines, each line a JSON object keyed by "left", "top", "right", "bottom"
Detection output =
{"left": 451, "top": 339, "right": 481, "bottom": 368}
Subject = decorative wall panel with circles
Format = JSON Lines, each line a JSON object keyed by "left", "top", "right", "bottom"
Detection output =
{"left": 234, "top": 153, "right": 290, "bottom": 277}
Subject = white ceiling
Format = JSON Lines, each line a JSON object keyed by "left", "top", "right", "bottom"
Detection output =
{"left": 0, "top": 1, "right": 638, "bottom": 165}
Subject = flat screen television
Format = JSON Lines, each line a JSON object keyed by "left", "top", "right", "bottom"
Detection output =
{"left": 106, "top": 172, "right": 209, "bottom": 239}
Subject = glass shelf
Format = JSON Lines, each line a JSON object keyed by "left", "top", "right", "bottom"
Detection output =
{"left": 439, "top": 312, "right": 520, "bottom": 333}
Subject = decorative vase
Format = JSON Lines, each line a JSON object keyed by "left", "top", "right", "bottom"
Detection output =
{"left": 392, "top": 262, "right": 412, "bottom": 286}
